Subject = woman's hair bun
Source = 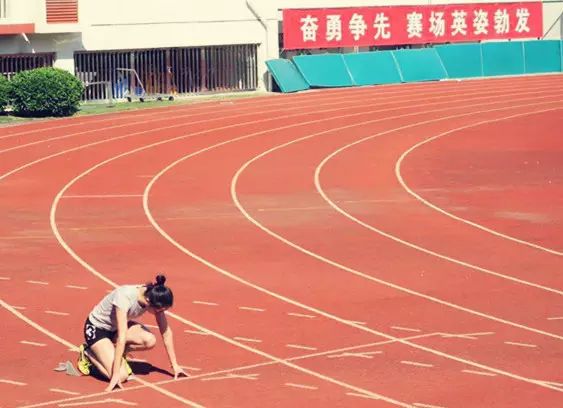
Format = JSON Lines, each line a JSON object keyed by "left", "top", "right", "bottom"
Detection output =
{"left": 155, "top": 274, "right": 166, "bottom": 286}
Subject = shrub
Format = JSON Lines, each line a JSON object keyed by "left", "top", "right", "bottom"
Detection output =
{"left": 10, "top": 67, "right": 84, "bottom": 117}
{"left": 0, "top": 74, "right": 10, "bottom": 112}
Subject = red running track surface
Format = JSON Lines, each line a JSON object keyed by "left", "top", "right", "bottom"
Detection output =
{"left": 0, "top": 74, "right": 562, "bottom": 408}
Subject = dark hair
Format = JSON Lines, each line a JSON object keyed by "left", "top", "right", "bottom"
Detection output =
{"left": 145, "top": 275, "right": 174, "bottom": 309}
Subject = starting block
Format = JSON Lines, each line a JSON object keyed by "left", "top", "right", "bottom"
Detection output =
{"left": 54, "top": 361, "right": 81, "bottom": 377}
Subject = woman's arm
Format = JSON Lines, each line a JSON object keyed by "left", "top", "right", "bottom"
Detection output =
{"left": 155, "top": 312, "right": 186, "bottom": 379}
{"left": 106, "top": 307, "right": 128, "bottom": 391}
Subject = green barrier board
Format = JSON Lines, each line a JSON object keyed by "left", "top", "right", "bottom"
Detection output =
{"left": 293, "top": 54, "right": 355, "bottom": 87}
{"left": 435, "top": 43, "right": 483, "bottom": 78}
{"left": 482, "top": 42, "right": 525, "bottom": 76}
{"left": 523, "top": 40, "right": 562, "bottom": 74}
{"left": 265, "top": 59, "right": 310, "bottom": 93}
{"left": 342, "top": 51, "right": 403, "bottom": 86}
{"left": 392, "top": 48, "right": 448, "bottom": 82}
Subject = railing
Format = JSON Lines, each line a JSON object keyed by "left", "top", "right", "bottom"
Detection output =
{"left": 75, "top": 44, "right": 259, "bottom": 101}
{"left": 0, "top": 53, "right": 55, "bottom": 79}
{"left": 0, "top": 0, "right": 7, "bottom": 19}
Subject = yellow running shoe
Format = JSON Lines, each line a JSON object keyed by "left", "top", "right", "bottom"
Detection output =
{"left": 122, "top": 357, "right": 133, "bottom": 376}
{"left": 77, "top": 344, "right": 92, "bottom": 376}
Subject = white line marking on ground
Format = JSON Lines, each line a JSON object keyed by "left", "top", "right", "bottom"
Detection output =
{"left": 328, "top": 351, "right": 382, "bottom": 359}
{"left": 413, "top": 403, "right": 446, "bottom": 408}
{"left": 400, "top": 360, "right": 434, "bottom": 368}
{"left": 397, "top": 121, "right": 563, "bottom": 257}
{"left": 20, "top": 340, "right": 46, "bottom": 347}
{"left": 344, "top": 320, "right": 367, "bottom": 325}
{"left": 17, "top": 334, "right": 442, "bottom": 408}
{"left": 462, "top": 369, "right": 497, "bottom": 377}
{"left": 547, "top": 316, "right": 563, "bottom": 320}
{"left": 391, "top": 326, "right": 422, "bottom": 333}
{"left": 62, "top": 194, "right": 142, "bottom": 199}
{"left": 286, "top": 344, "right": 318, "bottom": 351}
{"left": 184, "top": 329, "right": 209, "bottom": 336}
{"left": 439, "top": 332, "right": 494, "bottom": 340}
{"left": 0, "top": 276, "right": 10, "bottom": 280}
{"left": 238, "top": 306, "right": 265, "bottom": 312}
{"left": 0, "top": 378, "right": 26, "bottom": 386}
{"left": 202, "top": 373, "right": 259, "bottom": 381}
{"left": 346, "top": 392, "right": 380, "bottom": 400}
{"left": 233, "top": 336, "right": 262, "bottom": 343}
{"left": 192, "top": 300, "right": 218, "bottom": 306}
{"left": 287, "top": 312, "right": 316, "bottom": 319}
{"left": 504, "top": 341, "right": 537, "bottom": 348}
{"left": 285, "top": 382, "right": 318, "bottom": 390}
{"left": 45, "top": 310, "right": 70, "bottom": 316}
{"left": 180, "top": 366, "right": 201, "bottom": 372}
{"left": 50, "top": 388, "right": 80, "bottom": 396}
{"left": 26, "top": 280, "right": 49, "bottom": 285}
{"left": 59, "top": 398, "right": 138, "bottom": 406}
{"left": 12, "top": 305, "right": 26, "bottom": 310}
{"left": 65, "top": 285, "right": 88, "bottom": 290}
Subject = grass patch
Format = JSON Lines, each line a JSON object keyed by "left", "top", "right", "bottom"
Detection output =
{"left": 0, "top": 90, "right": 269, "bottom": 126}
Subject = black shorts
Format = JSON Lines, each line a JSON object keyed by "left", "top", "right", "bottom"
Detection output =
{"left": 83, "top": 318, "right": 116, "bottom": 347}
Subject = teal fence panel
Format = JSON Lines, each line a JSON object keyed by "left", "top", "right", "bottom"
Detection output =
{"left": 265, "top": 59, "right": 310, "bottom": 93}
{"left": 392, "top": 48, "right": 448, "bottom": 82}
{"left": 342, "top": 51, "right": 403, "bottom": 86}
{"left": 523, "top": 40, "right": 562, "bottom": 73}
{"left": 435, "top": 43, "right": 483, "bottom": 78}
{"left": 293, "top": 54, "right": 355, "bottom": 87}
{"left": 482, "top": 41, "right": 525, "bottom": 76}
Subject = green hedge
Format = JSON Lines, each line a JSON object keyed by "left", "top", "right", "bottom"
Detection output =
{"left": 0, "top": 74, "right": 10, "bottom": 112}
{"left": 9, "top": 67, "right": 84, "bottom": 117}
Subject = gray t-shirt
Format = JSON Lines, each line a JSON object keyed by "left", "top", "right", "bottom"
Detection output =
{"left": 88, "top": 285, "right": 147, "bottom": 331}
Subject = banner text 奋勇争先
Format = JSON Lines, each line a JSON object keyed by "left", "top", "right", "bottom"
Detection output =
{"left": 282, "top": 2, "right": 543, "bottom": 49}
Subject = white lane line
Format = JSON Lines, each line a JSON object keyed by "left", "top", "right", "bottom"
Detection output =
{"left": 413, "top": 403, "right": 446, "bottom": 408}
{"left": 192, "top": 300, "right": 218, "bottom": 306}
{"left": 0, "top": 378, "right": 27, "bottom": 386}
{"left": 346, "top": 392, "right": 380, "bottom": 400}
{"left": 547, "top": 316, "right": 563, "bottom": 321}
{"left": 345, "top": 320, "right": 367, "bottom": 325}
{"left": 287, "top": 312, "right": 316, "bottom": 319}
{"left": 238, "top": 306, "right": 265, "bottom": 312}
{"left": 439, "top": 332, "right": 494, "bottom": 340}
{"left": 62, "top": 194, "right": 142, "bottom": 199}
{"left": 400, "top": 360, "right": 434, "bottom": 368}
{"left": 50, "top": 388, "right": 81, "bottom": 396}
{"left": 0, "top": 276, "right": 10, "bottom": 280}
{"left": 45, "top": 310, "right": 70, "bottom": 316}
{"left": 17, "top": 334, "right": 442, "bottom": 408}
{"left": 20, "top": 340, "right": 47, "bottom": 347}
{"left": 286, "top": 344, "right": 318, "bottom": 351}
{"left": 202, "top": 373, "right": 259, "bottom": 382}
{"left": 391, "top": 326, "right": 422, "bottom": 333}
{"left": 26, "top": 280, "right": 49, "bottom": 285}
{"left": 65, "top": 285, "right": 88, "bottom": 290}
{"left": 285, "top": 382, "right": 318, "bottom": 390}
{"left": 504, "top": 341, "right": 537, "bottom": 348}
{"left": 12, "top": 305, "right": 26, "bottom": 310}
{"left": 328, "top": 350, "right": 383, "bottom": 359}
{"left": 59, "top": 399, "right": 138, "bottom": 406}
{"left": 233, "top": 336, "right": 262, "bottom": 343}
{"left": 184, "top": 329, "right": 209, "bottom": 336}
{"left": 180, "top": 366, "right": 202, "bottom": 372}
{"left": 462, "top": 369, "right": 497, "bottom": 377}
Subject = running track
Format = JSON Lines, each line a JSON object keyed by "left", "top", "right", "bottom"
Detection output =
{"left": 0, "top": 74, "right": 562, "bottom": 408}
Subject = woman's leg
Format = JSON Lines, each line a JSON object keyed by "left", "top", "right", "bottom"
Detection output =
{"left": 124, "top": 323, "right": 156, "bottom": 352}
{"left": 88, "top": 338, "right": 130, "bottom": 382}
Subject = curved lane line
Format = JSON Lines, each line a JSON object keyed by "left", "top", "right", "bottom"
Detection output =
{"left": 395, "top": 121, "right": 563, "bottom": 256}
{"left": 141, "top": 100, "right": 563, "bottom": 391}
{"left": 2, "top": 79, "right": 555, "bottom": 156}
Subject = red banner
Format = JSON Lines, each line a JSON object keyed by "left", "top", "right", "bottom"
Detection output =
{"left": 283, "top": 2, "right": 543, "bottom": 49}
